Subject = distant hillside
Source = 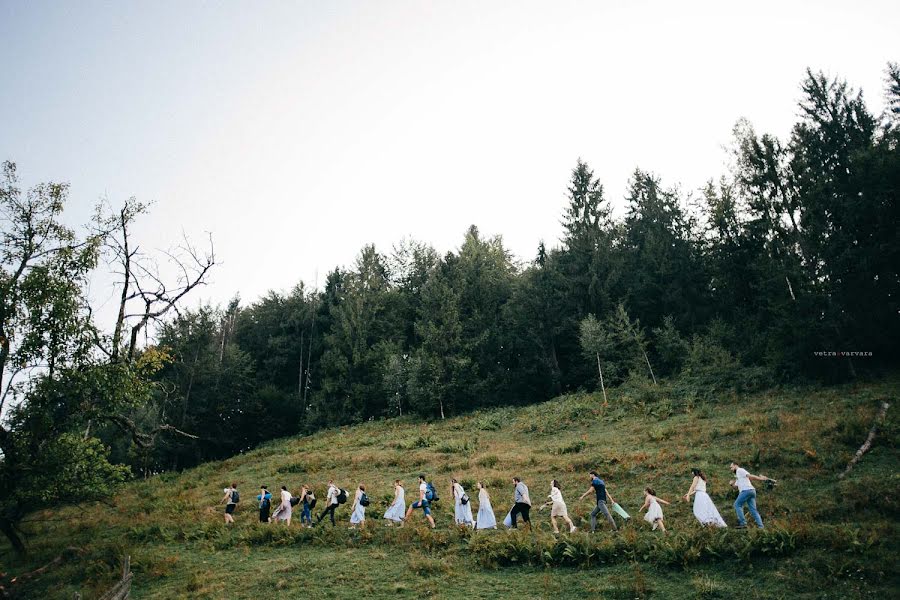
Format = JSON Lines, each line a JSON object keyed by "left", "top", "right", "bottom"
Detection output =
{"left": 2, "top": 377, "right": 898, "bottom": 599}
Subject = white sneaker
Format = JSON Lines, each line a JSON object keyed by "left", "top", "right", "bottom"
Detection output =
{"left": 570, "top": 526, "right": 577, "bottom": 533}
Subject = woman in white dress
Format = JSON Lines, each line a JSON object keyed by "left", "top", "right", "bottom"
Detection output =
{"left": 451, "top": 478, "right": 474, "bottom": 527}
{"left": 475, "top": 482, "right": 497, "bottom": 530}
{"left": 640, "top": 487, "right": 670, "bottom": 533}
{"left": 271, "top": 485, "right": 292, "bottom": 525}
{"left": 383, "top": 479, "right": 406, "bottom": 525}
{"left": 539, "top": 480, "right": 577, "bottom": 533}
{"left": 349, "top": 484, "right": 367, "bottom": 528}
{"left": 684, "top": 468, "right": 727, "bottom": 528}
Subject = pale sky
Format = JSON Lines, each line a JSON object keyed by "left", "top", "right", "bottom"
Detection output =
{"left": 2, "top": 0, "right": 898, "bottom": 318}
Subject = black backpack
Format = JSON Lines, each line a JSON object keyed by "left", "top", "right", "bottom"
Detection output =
{"left": 460, "top": 493, "right": 469, "bottom": 505}
{"left": 231, "top": 490, "right": 240, "bottom": 503}
{"left": 337, "top": 489, "right": 348, "bottom": 504}
{"left": 290, "top": 496, "right": 300, "bottom": 506}
{"left": 307, "top": 493, "right": 317, "bottom": 509}
{"left": 359, "top": 492, "right": 370, "bottom": 507}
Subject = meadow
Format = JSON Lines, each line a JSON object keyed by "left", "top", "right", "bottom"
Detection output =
{"left": 1, "top": 377, "right": 897, "bottom": 599}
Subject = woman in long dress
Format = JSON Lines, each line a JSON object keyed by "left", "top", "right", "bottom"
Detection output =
{"left": 684, "top": 468, "right": 727, "bottom": 528}
{"left": 539, "top": 480, "right": 577, "bottom": 533}
{"left": 640, "top": 487, "right": 670, "bottom": 533}
{"left": 271, "top": 485, "right": 292, "bottom": 525}
{"left": 475, "top": 481, "right": 497, "bottom": 530}
{"left": 383, "top": 479, "right": 406, "bottom": 525}
{"left": 451, "top": 478, "right": 474, "bottom": 527}
{"left": 349, "top": 484, "right": 366, "bottom": 528}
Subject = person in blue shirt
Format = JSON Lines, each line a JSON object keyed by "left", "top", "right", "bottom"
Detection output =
{"left": 578, "top": 471, "right": 618, "bottom": 532}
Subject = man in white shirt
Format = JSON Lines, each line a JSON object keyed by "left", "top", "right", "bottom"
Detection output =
{"left": 404, "top": 474, "right": 436, "bottom": 529}
{"left": 729, "top": 462, "right": 773, "bottom": 528}
{"left": 316, "top": 479, "right": 340, "bottom": 527}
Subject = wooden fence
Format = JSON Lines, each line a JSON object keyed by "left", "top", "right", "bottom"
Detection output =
{"left": 73, "top": 555, "right": 132, "bottom": 600}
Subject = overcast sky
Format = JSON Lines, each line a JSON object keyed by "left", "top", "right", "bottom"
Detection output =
{"left": 2, "top": 0, "right": 898, "bottom": 318}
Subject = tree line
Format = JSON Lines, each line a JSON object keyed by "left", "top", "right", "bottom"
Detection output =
{"left": 1, "top": 64, "right": 897, "bottom": 552}
{"left": 133, "top": 65, "right": 900, "bottom": 472}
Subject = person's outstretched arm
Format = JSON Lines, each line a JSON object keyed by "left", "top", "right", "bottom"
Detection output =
{"left": 639, "top": 497, "right": 649, "bottom": 511}
{"left": 657, "top": 497, "right": 671, "bottom": 505}
{"left": 606, "top": 491, "right": 616, "bottom": 505}
{"left": 683, "top": 477, "right": 698, "bottom": 501}
{"left": 579, "top": 486, "right": 593, "bottom": 501}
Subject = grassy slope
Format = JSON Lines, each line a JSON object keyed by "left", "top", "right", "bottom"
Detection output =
{"left": 2, "top": 378, "right": 898, "bottom": 599}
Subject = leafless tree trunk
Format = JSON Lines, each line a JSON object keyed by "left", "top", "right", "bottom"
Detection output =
{"left": 840, "top": 401, "right": 890, "bottom": 479}
{"left": 595, "top": 352, "right": 608, "bottom": 405}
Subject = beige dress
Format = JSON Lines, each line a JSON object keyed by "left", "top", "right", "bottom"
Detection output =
{"left": 549, "top": 486, "right": 568, "bottom": 517}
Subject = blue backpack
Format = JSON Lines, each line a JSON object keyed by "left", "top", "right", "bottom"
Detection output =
{"left": 425, "top": 482, "right": 439, "bottom": 502}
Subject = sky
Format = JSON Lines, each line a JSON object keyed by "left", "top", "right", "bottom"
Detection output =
{"left": 2, "top": 0, "right": 898, "bottom": 321}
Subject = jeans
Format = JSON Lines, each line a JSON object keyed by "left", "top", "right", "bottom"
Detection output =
{"left": 590, "top": 500, "right": 617, "bottom": 532}
{"left": 317, "top": 503, "right": 338, "bottom": 526}
{"left": 510, "top": 502, "right": 531, "bottom": 528}
{"left": 301, "top": 504, "right": 312, "bottom": 525}
{"left": 734, "top": 489, "right": 763, "bottom": 528}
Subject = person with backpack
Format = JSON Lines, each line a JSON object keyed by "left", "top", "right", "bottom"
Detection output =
{"left": 404, "top": 474, "right": 436, "bottom": 529}
{"left": 350, "top": 484, "right": 368, "bottom": 528}
{"left": 272, "top": 485, "right": 293, "bottom": 525}
{"left": 256, "top": 485, "right": 272, "bottom": 523}
{"left": 578, "top": 470, "right": 618, "bottom": 532}
{"left": 509, "top": 477, "right": 532, "bottom": 529}
{"left": 222, "top": 483, "right": 239, "bottom": 523}
{"left": 299, "top": 485, "right": 315, "bottom": 527}
{"left": 451, "top": 478, "right": 474, "bottom": 527}
{"left": 383, "top": 479, "right": 406, "bottom": 525}
{"left": 316, "top": 479, "right": 342, "bottom": 527}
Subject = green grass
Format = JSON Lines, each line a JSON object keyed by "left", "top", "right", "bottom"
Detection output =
{"left": 2, "top": 377, "right": 898, "bottom": 599}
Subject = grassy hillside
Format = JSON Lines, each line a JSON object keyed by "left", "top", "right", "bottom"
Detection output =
{"left": 2, "top": 378, "right": 898, "bottom": 599}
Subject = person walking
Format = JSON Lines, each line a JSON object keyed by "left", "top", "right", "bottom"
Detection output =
{"left": 349, "top": 484, "right": 367, "bottom": 528}
{"left": 383, "top": 479, "right": 406, "bottom": 525}
{"left": 404, "top": 474, "right": 436, "bottom": 529}
{"left": 639, "top": 487, "right": 670, "bottom": 533}
{"left": 222, "top": 483, "right": 239, "bottom": 524}
{"left": 451, "top": 478, "right": 474, "bottom": 527}
{"left": 578, "top": 471, "right": 617, "bottom": 532}
{"left": 299, "top": 485, "right": 314, "bottom": 527}
{"left": 256, "top": 485, "right": 272, "bottom": 523}
{"left": 683, "top": 468, "right": 727, "bottom": 528}
{"left": 539, "top": 480, "right": 577, "bottom": 533}
{"left": 509, "top": 477, "right": 532, "bottom": 529}
{"left": 272, "top": 485, "right": 292, "bottom": 525}
{"left": 316, "top": 479, "right": 341, "bottom": 527}
{"left": 730, "top": 462, "right": 774, "bottom": 529}
{"left": 475, "top": 481, "right": 497, "bottom": 530}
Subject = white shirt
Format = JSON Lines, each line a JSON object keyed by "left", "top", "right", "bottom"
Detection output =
{"left": 327, "top": 484, "right": 338, "bottom": 505}
{"left": 735, "top": 468, "right": 754, "bottom": 491}
{"left": 453, "top": 482, "right": 464, "bottom": 499}
{"left": 549, "top": 487, "right": 564, "bottom": 505}
{"left": 419, "top": 481, "right": 428, "bottom": 499}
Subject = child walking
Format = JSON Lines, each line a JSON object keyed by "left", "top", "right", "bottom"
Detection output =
{"left": 640, "top": 487, "right": 670, "bottom": 533}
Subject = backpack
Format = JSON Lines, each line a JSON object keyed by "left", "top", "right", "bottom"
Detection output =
{"left": 425, "top": 482, "right": 439, "bottom": 502}
{"left": 259, "top": 495, "right": 270, "bottom": 509}
{"left": 460, "top": 493, "right": 469, "bottom": 505}
{"left": 231, "top": 490, "right": 240, "bottom": 504}
{"left": 307, "top": 493, "right": 317, "bottom": 509}
{"left": 290, "top": 496, "right": 300, "bottom": 507}
{"left": 337, "top": 489, "right": 348, "bottom": 504}
{"left": 359, "top": 492, "right": 370, "bottom": 507}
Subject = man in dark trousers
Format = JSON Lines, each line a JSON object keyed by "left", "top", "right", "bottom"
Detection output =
{"left": 509, "top": 477, "right": 532, "bottom": 529}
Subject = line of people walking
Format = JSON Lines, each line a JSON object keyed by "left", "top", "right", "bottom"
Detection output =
{"left": 221, "top": 462, "right": 775, "bottom": 533}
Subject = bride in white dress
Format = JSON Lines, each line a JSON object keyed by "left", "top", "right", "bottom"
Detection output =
{"left": 475, "top": 482, "right": 497, "bottom": 529}
{"left": 383, "top": 479, "right": 406, "bottom": 524}
{"left": 684, "top": 468, "right": 727, "bottom": 528}
{"left": 451, "top": 478, "right": 474, "bottom": 527}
